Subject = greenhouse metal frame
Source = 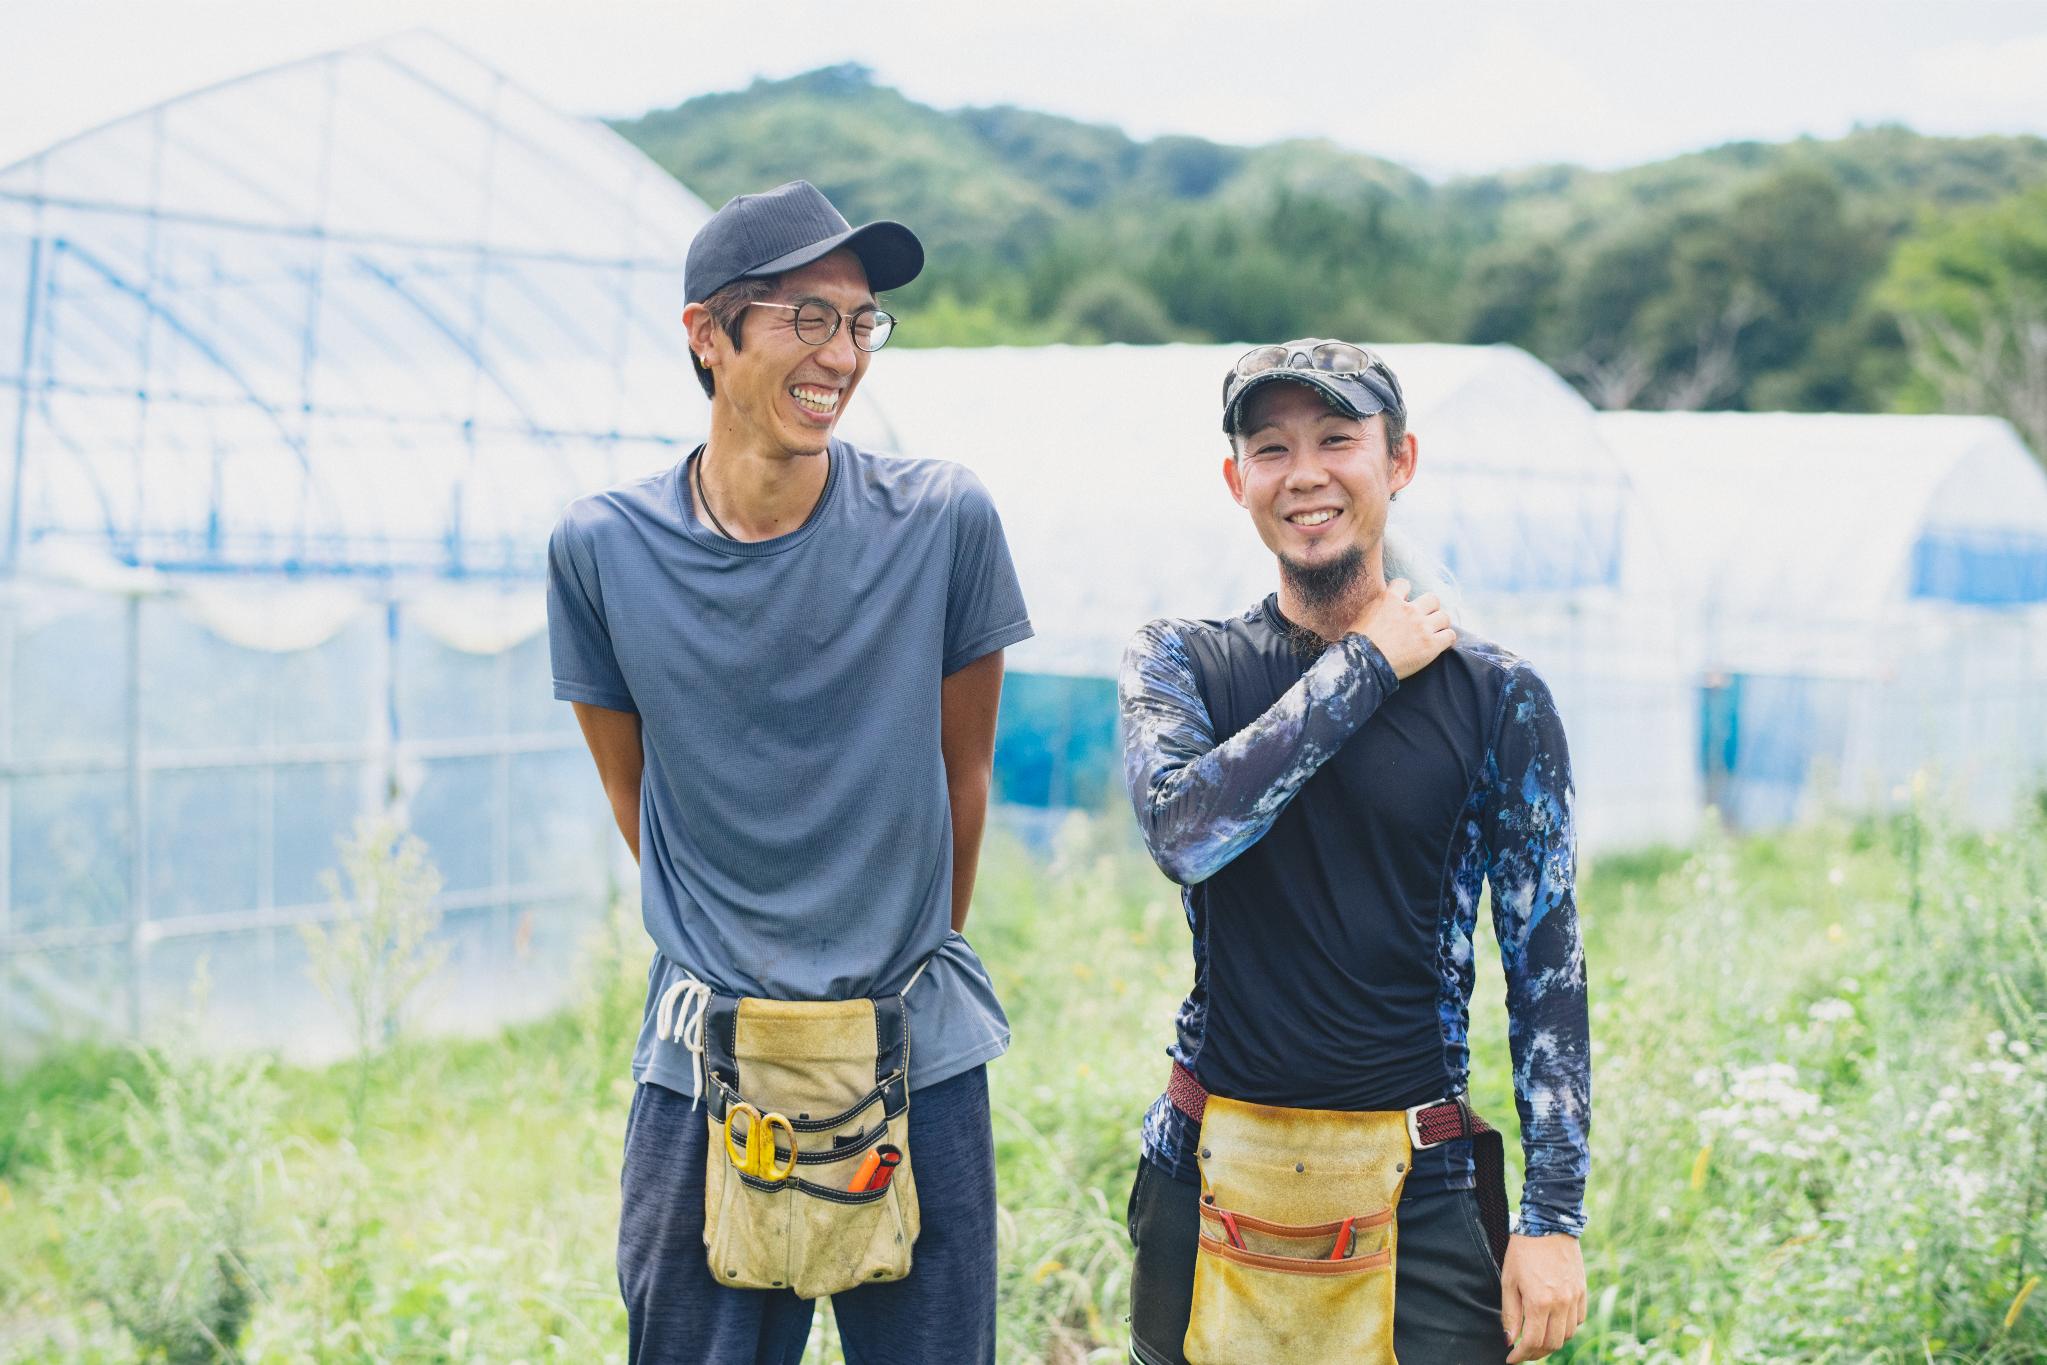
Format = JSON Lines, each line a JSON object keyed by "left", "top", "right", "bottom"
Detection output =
{"left": 1, "top": 32, "right": 715, "bottom": 1053}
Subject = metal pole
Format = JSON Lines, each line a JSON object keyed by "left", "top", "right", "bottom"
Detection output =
{"left": 494, "top": 645, "right": 512, "bottom": 971}
{"left": 125, "top": 593, "right": 146, "bottom": 1037}
{"left": 258, "top": 643, "right": 277, "bottom": 993}
{"left": 383, "top": 600, "right": 401, "bottom": 808}
{"left": 5, "top": 234, "right": 43, "bottom": 574}
{"left": 0, "top": 585, "right": 14, "bottom": 941}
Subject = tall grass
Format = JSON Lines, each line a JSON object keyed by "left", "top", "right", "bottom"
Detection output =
{"left": 2, "top": 797, "right": 2043, "bottom": 1361}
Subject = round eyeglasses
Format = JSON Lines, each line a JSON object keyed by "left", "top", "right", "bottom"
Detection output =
{"left": 747, "top": 299, "right": 897, "bottom": 352}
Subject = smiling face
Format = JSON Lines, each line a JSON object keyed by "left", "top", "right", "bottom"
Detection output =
{"left": 1223, "top": 379, "right": 1417, "bottom": 589}
{"left": 689, "top": 248, "right": 873, "bottom": 459}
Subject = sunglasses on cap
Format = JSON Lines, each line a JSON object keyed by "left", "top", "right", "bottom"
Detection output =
{"left": 1221, "top": 339, "right": 1405, "bottom": 432}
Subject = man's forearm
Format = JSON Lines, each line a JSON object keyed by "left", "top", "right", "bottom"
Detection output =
{"left": 1121, "top": 621, "right": 1398, "bottom": 886}
{"left": 947, "top": 766, "right": 990, "bottom": 931}
{"left": 570, "top": 702, "right": 644, "bottom": 865}
{"left": 938, "top": 649, "right": 1005, "bottom": 933}
{"left": 607, "top": 780, "right": 641, "bottom": 864}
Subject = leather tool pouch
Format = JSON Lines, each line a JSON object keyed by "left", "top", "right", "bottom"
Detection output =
{"left": 700, "top": 993, "right": 919, "bottom": 1299}
{"left": 1183, "top": 1094, "right": 1410, "bottom": 1365}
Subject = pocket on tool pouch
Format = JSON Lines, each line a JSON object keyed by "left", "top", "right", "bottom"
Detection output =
{"left": 1181, "top": 1094, "right": 1410, "bottom": 1365}
{"left": 1188, "top": 1226, "right": 1394, "bottom": 1361}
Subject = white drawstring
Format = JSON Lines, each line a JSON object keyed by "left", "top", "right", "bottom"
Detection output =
{"left": 655, "top": 955, "right": 932, "bottom": 1111}
{"left": 656, "top": 973, "right": 713, "bottom": 1111}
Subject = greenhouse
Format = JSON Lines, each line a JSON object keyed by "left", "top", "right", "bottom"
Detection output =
{"left": 872, "top": 343, "right": 1702, "bottom": 852}
{"left": 1599, "top": 411, "right": 2047, "bottom": 828}
{"left": 16, "top": 29, "right": 2041, "bottom": 1061}
{"left": 0, "top": 33, "right": 724, "bottom": 1055}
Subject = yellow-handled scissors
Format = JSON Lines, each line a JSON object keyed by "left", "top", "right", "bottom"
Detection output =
{"left": 724, "top": 1102, "right": 797, "bottom": 1182}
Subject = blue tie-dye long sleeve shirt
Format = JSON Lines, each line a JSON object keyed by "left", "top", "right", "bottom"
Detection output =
{"left": 1119, "top": 599, "right": 1590, "bottom": 1237}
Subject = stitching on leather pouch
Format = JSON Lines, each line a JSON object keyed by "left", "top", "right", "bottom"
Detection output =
{"left": 1198, "top": 1201, "right": 1394, "bottom": 1238}
{"left": 1197, "top": 1230, "right": 1392, "bottom": 1275}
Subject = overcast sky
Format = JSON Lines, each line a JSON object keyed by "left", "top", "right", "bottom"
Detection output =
{"left": 4, "top": 0, "right": 2046, "bottom": 177}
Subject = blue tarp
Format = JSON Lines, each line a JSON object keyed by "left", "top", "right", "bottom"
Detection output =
{"left": 1911, "top": 530, "right": 2047, "bottom": 605}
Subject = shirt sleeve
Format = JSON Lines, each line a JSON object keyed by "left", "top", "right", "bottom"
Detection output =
{"left": 1481, "top": 663, "right": 1590, "bottom": 1237}
{"left": 1118, "top": 618, "right": 1399, "bottom": 886}
{"left": 942, "top": 468, "right": 1034, "bottom": 675}
{"left": 545, "top": 503, "right": 637, "bottom": 713}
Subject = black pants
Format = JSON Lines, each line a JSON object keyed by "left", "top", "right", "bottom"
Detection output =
{"left": 1126, "top": 1155, "right": 1508, "bottom": 1365}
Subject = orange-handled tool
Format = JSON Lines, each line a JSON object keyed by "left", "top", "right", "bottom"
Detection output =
{"left": 849, "top": 1144, "right": 901, "bottom": 1193}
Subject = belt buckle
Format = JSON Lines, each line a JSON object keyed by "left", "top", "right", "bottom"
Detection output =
{"left": 1404, "top": 1100, "right": 1435, "bottom": 1151}
{"left": 1405, "top": 1096, "right": 1463, "bottom": 1150}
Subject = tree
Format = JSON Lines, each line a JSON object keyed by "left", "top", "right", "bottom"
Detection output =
{"left": 1881, "top": 186, "right": 2047, "bottom": 464}
{"left": 1051, "top": 273, "right": 1178, "bottom": 344}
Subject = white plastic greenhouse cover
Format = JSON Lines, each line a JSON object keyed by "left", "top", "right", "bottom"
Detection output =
{"left": 1598, "top": 410, "right": 2047, "bottom": 828}
{"left": 869, "top": 343, "right": 1699, "bottom": 849}
{"left": 0, "top": 31, "right": 728, "bottom": 596}
{"left": 1599, "top": 412, "right": 2047, "bottom": 671}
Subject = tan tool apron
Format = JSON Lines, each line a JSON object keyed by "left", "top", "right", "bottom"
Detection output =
{"left": 699, "top": 991, "right": 921, "bottom": 1299}
{"left": 1183, "top": 1093, "right": 1411, "bottom": 1364}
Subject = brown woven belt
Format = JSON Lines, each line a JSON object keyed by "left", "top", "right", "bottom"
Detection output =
{"left": 1168, "top": 1061, "right": 1494, "bottom": 1150}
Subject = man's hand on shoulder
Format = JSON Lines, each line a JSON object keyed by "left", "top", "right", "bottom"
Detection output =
{"left": 1351, "top": 578, "right": 1456, "bottom": 680}
{"left": 1500, "top": 1232, "right": 1587, "bottom": 1362}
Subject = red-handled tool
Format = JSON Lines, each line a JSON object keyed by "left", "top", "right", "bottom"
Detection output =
{"left": 1329, "top": 1216, "right": 1356, "bottom": 1261}
{"left": 857, "top": 1145, "right": 902, "bottom": 1192}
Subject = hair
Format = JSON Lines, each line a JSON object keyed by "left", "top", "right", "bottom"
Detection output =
{"left": 690, "top": 275, "right": 779, "bottom": 398}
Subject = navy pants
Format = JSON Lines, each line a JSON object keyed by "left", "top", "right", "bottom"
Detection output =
{"left": 618, "top": 1066, "right": 997, "bottom": 1365}
{"left": 1126, "top": 1154, "right": 1509, "bottom": 1365}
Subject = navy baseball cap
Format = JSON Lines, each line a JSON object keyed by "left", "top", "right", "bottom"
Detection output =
{"left": 684, "top": 180, "right": 924, "bottom": 304}
{"left": 1221, "top": 339, "right": 1406, "bottom": 435}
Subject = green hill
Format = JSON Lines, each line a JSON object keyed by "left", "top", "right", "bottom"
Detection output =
{"left": 613, "top": 65, "right": 2047, "bottom": 447}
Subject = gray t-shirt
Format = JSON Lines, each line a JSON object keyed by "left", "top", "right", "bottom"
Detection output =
{"left": 546, "top": 439, "right": 1033, "bottom": 1096}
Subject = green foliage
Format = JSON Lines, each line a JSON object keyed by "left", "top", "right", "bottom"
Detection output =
{"left": 0, "top": 1043, "right": 148, "bottom": 1181}
{"left": 893, "top": 283, "right": 1071, "bottom": 349}
{"left": 1879, "top": 185, "right": 2047, "bottom": 459}
{"left": 614, "top": 68, "right": 2047, "bottom": 440}
{"left": 43, "top": 1034, "right": 281, "bottom": 1362}
{"left": 6, "top": 806, "right": 2047, "bottom": 1360}
{"left": 1051, "top": 273, "right": 1179, "bottom": 344}
{"left": 300, "top": 815, "right": 448, "bottom": 1135}
{"left": 1549, "top": 804, "right": 2047, "bottom": 1360}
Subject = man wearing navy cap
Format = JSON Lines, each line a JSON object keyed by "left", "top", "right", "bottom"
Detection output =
{"left": 546, "top": 181, "right": 1032, "bottom": 1363}
{"left": 1118, "top": 341, "right": 1590, "bottom": 1362}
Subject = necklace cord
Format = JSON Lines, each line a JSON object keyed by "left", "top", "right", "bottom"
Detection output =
{"left": 693, "top": 450, "right": 737, "bottom": 539}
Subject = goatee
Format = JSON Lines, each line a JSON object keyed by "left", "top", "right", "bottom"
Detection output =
{"left": 1280, "top": 545, "right": 1365, "bottom": 611}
